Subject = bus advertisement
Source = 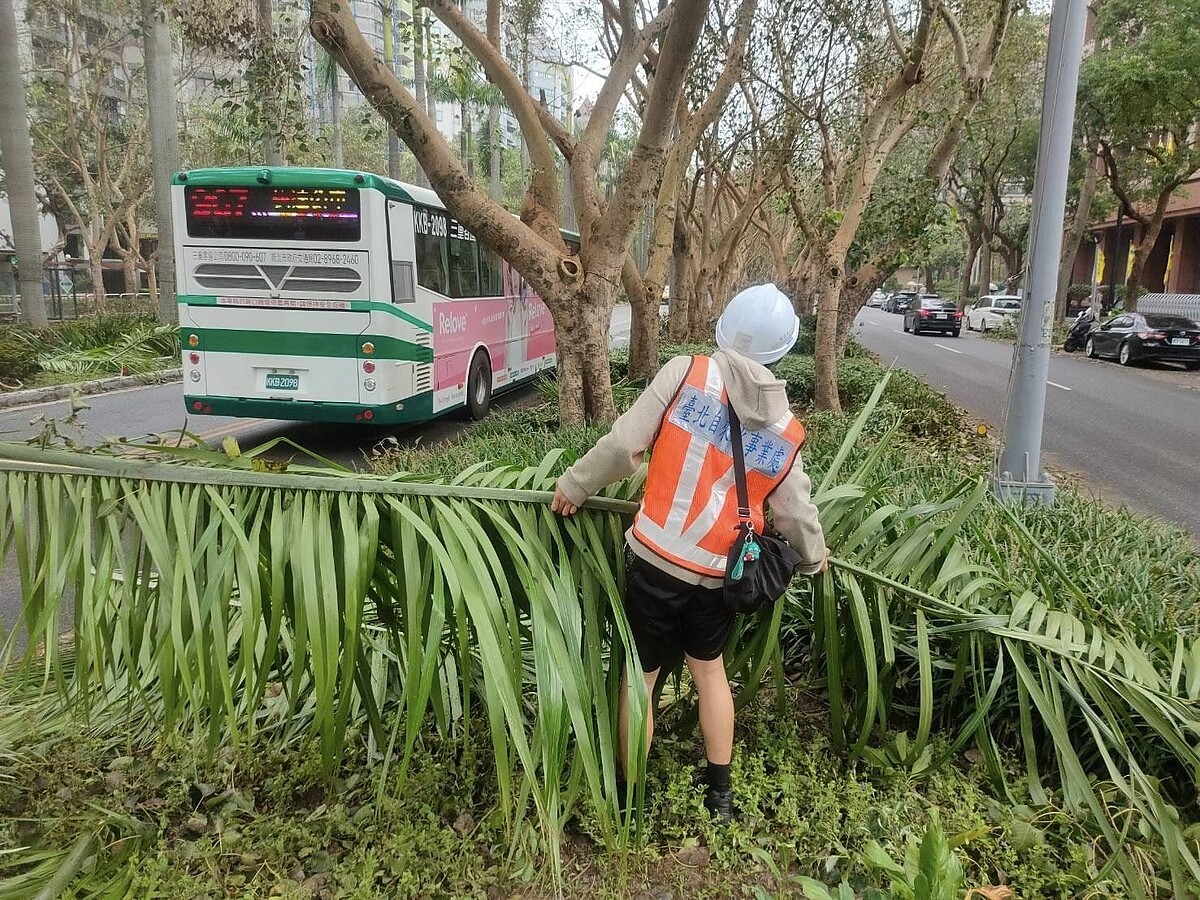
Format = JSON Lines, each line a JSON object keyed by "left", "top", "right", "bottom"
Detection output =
{"left": 171, "top": 167, "right": 575, "bottom": 425}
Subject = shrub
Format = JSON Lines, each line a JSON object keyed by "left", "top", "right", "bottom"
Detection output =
{"left": 0, "top": 335, "right": 39, "bottom": 384}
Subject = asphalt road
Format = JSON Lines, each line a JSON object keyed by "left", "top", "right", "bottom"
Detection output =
{"left": 0, "top": 305, "right": 635, "bottom": 639}
{"left": 853, "top": 306, "right": 1200, "bottom": 536}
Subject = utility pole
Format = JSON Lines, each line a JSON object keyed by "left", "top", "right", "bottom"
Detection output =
{"left": 995, "top": 0, "right": 1088, "bottom": 505}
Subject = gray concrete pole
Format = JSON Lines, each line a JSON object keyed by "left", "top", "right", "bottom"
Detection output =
{"left": 996, "top": 0, "right": 1088, "bottom": 504}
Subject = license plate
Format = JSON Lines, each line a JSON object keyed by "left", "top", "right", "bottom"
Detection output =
{"left": 1171, "top": 338, "right": 1191, "bottom": 346}
{"left": 265, "top": 373, "right": 300, "bottom": 391}
{"left": 936, "top": 314, "right": 948, "bottom": 320}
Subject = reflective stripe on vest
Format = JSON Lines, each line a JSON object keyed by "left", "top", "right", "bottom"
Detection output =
{"left": 632, "top": 356, "right": 807, "bottom": 578}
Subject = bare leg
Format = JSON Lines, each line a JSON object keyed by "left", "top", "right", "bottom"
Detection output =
{"left": 685, "top": 654, "right": 734, "bottom": 765}
{"left": 618, "top": 667, "right": 660, "bottom": 776}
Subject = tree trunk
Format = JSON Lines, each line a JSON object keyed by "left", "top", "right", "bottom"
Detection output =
{"left": 1003, "top": 249, "right": 1021, "bottom": 292}
{"left": 668, "top": 218, "right": 692, "bottom": 341}
{"left": 978, "top": 239, "right": 993, "bottom": 295}
{"left": 555, "top": 279, "right": 617, "bottom": 423}
{"left": 143, "top": 0, "right": 180, "bottom": 323}
{"left": 813, "top": 249, "right": 845, "bottom": 413}
{"left": 1125, "top": 201, "right": 1169, "bottom": 305}
{"left": 147, "top": 253, "right": 159, "bottom": 306}
{"left": 330, "top": 76, "right": 344, "bottom": 167}
{"left": 485, "top": 1, "right": 502, "bottom": 201}
{"left": 519, "top": 39, "right": 531, "bottom": 178}
{"left": 623, "top": 255, "right": 661, "bottom": 382}
{"left": 382, "top": 2, "right": 400, "bottom": 179}
{"left": 488, "top": 103, "right": 502, "bottom": 200}
{"left": 836, "top": 263, "right": 885, "bottom": 353}
{"left": 0, "top": 0, "right": 49, "bottom": 328}
{"left": 960, "top": 234, "right": 980, "bottom": 310}
{"left": 89, "top": 255, "right": 107, "bottom": 310}
{"left": 257, "top": 0, "right": 283, "bottom": 165}
{"left": 412, "top": 8, "right": 430, "bottom": 188}
{"left": 1057, "top": 151, "right": 1099, "bottom": 321}
{"left": 122, "top": 254, "right": 138, "bottom": 294}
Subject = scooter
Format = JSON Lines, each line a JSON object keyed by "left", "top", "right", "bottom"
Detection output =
{"left": 1062, "top": 308, "right": 1096, "bottom": 353}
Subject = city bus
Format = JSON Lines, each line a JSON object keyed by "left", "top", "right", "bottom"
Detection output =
{"left": 171, "top": 166, "right": 575, "bottom": 425}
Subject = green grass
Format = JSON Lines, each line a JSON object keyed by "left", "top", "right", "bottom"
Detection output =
{"left": 0, "top": 684, "right": 1103, "bottom": 899}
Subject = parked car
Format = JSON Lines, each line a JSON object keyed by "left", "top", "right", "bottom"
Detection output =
{"left": 884, "top": 291, "right": 917, "bottom": 313}
{"left": 965, "top": 295, "right": 1022, "bottom": 332}
{"left": 867, "top": 290, "right": 887, "bottom": 308}
{"left": 904, "top": 296, "right": 962, "bottom": 336}
{"left": 1084, "top": 313, "right": 1200, "bottom": 368}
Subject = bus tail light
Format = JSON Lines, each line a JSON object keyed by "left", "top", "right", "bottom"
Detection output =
{"left": 363, "top": 378, "right": 377, "bottom": 392}
{"left": 189, "top": 352, "right": 201, "bottom": 365}
{"left": 193, "top": 401, "right": 203, "bottom": 411}
{"left": 187, "top": 334, "right": 200, "bottom": 347}
{"left": 363, "top": 361, "right": 376, "bottom": 374}
{"left": 363, "top": 410, "right": 374, "bottom": 421}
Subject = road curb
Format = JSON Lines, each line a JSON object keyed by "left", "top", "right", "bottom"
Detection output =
{"left": 0, "top": 369, "right": 183, "bottom": 411}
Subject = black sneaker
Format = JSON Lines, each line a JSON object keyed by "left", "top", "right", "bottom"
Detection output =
{"left": 703, "top": 785, "right": 735, "bottom": 823}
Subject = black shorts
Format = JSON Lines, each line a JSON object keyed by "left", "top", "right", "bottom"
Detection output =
{"left": 624, "top": 553, "right": 736, "bottom": 673}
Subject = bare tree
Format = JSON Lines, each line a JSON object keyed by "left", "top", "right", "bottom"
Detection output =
{"left": 311, "top": 0, "right": 711, "bottom": 424}
{"left": 762, "top": 0, "right": 1016, "bottom": 411}
{"left": 29, "top": 0, "right": 151, "bottom": 307}
{"left": 618, "top": 0, "right": 759, "bottom": 379}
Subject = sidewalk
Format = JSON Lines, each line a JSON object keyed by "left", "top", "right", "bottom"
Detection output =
{"left": 0, "top": 368, "right": 182, "bottom": 411}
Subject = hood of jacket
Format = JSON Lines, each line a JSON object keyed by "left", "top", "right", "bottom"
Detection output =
{"left": 711, "top": 349, "right": 791, "bottom": 431}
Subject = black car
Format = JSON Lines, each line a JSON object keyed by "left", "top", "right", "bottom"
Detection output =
{"left": 884, "top": 291, "right": 917, "bottom": 314}
{"left": 903, "top": 296, "right": 962, "bottom": 336}
{"left": 1084, "top": 313, "right": 1200, "bottom": 369}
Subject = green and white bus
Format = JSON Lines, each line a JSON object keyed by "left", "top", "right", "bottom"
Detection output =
{"left": 173, "top": 166, "right": 576, "bottom": 425}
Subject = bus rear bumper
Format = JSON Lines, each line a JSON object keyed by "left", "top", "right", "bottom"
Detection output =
{"left": 184, "top": 392, "right": 434, "bottom": 425}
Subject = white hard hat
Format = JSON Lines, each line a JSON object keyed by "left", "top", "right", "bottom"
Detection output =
{"left": 715, "top": 284, "right": 800, "bottom": 365}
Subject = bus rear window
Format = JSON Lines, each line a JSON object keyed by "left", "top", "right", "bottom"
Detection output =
{"left": 185, "top": 186, "right": 361, "bottom": 242}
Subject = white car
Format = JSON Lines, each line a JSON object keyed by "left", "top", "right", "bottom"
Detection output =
{"left": 867, "top": 290, "right": 886, "bottom": 308}
{"left": 966, "top": 295, "right": 1022, "bottom": 332}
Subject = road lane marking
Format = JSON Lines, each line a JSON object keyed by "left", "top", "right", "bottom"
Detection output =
{"left": 934, "top": 343, "right": 963, "bottom": 354}
{"left": 1047, "top": 381, "right": 1073, "bottom": 391}
{"left": 893, "top": 330, "right": 906, "bottom": 335}
{"left": 190, "top": 418, "right": 270, "bottom": 441}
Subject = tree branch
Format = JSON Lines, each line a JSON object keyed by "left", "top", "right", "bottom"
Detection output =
{"left": 310, "top": 0, "right": 565, "bottom": 280}
{"left": 594, "top": 0, "right": 711, "bottom": 253}
{"left": 420, "top": 0, "right": 560, "bottom": 228}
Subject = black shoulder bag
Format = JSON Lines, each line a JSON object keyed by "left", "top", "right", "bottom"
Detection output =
{"left": 723, "top": 402, "right": 803, "bottom": 614}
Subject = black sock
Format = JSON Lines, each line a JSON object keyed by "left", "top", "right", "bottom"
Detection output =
{"left": 705, "top": 761, "right": 731, "bottom": 792}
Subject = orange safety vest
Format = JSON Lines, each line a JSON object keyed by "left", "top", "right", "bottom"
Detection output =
{"left": 632, "top": 356, "right": 807, "bottom": 578}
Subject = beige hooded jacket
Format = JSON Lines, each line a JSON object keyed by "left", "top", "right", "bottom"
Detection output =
{"left": 557, "top": 350, "right": 827, "bottom": 588}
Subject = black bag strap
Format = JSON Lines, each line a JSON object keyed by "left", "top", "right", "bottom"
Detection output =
{"left": 726, "top": 399, "right": 752, "bottom": 526}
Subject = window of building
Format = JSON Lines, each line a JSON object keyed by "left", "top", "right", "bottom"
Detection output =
{"left": 447, "top": 219, "right": 480, "bottom": 298}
